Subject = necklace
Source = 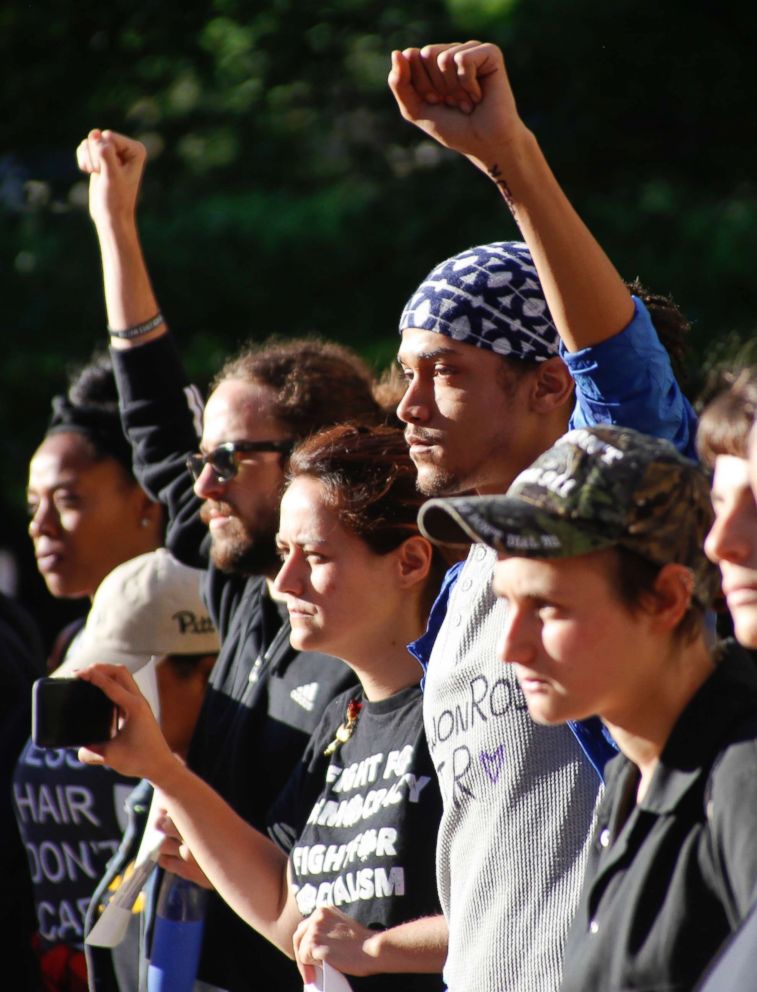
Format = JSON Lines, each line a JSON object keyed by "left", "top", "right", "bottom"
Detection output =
{"left": 323, "top": 698, "right": 363, "bottom": 756}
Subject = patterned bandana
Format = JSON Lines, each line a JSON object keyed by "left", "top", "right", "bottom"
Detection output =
{"left": 399, "top": 241, "right": 559, "bottom": 361}
{"left": 418, "top": 425, "right": 720, "bottom": 609}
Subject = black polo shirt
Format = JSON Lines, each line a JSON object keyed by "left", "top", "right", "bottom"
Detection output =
{"left": 695, "top": 896, "right": 757, "bottom": 991}
{"left": 561, "top": 642, "right": 757, "bottom": 992}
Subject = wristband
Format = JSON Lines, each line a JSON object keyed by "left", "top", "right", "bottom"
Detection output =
{"left": 108, "top": 312, "right": 164, "bottom": 340}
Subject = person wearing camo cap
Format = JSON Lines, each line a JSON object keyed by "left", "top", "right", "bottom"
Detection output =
{"left": 419, "top": 424, "right": 757, "bottom": 992}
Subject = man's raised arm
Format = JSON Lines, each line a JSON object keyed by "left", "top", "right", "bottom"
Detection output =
{"left": 388, "top": 42, "right": 633, "bottom": 352}
{"left": 77, "top": 129, "right": 206, "bottom": 566}
{"left": 77, "top": 130, "right": 168, "bottom": 349}
{"left": 76, "top": 130, "right": 166, "bottom": 349}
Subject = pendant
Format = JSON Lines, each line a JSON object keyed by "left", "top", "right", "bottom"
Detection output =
{"left": 324, "top": 699, "right": 363, "bottom": 756}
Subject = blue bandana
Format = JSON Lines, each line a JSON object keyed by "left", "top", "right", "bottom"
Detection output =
{"left": 399, "top": 241, "right": 559, "bottom": 361}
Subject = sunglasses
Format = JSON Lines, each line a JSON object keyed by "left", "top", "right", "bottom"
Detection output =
{"left": 186, "top": 440, "right": 293, "bottom": 483}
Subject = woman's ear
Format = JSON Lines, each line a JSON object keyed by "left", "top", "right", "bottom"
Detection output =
{"left": 645, "top": 563, "right": 694, "bottom": 632}
{"left": 528, "top": 357, "right": 574, "bottom": 413}
{"left": 132, "top": 488, "right": 164, "bottom": 535}
{"left": 396, "top": 536, "right": 433, "bottom": 589}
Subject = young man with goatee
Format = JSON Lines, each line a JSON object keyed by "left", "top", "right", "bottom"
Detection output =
{"left": 388, "top": 40, "right": 697, "bottom": 992}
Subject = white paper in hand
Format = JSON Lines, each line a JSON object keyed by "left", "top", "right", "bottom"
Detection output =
{"left": 304, "top": 962, "right": 354, "bottom": 992}
{"left": 85, "top": 786, "right": 166, "bottom": 947}
{"left": 85, "top": 842, "right": 160, "bottom": 947}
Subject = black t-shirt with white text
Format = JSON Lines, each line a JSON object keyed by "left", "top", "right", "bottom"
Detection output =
{"left": 268, "top": 685, "right": 444, "bottom": 992}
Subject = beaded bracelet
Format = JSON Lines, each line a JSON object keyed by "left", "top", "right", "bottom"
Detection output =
{"left": 108, "top": 312, "right": 164, "bottom": 340}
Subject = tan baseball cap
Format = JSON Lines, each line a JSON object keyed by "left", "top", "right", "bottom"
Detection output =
{"left": 56, "top": 548, "right": 219, "bottom": 676}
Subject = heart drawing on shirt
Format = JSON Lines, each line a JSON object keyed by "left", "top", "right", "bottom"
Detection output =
{"left": 480, "top": 745, "right": 505, "bottom": 784}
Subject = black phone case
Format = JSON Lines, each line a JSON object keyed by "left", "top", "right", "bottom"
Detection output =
{"left": 31, "top": 677, "right": 115, "bottom": 748}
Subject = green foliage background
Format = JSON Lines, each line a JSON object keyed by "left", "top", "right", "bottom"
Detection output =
{"left": 2, "top": 0, "right": 756, "bottom": 634}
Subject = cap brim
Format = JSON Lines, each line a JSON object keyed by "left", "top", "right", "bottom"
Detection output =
{"left": 418, "top": 494, "right": 616, "bottom": 558}
{"left": 53, "top": 645, "right": 154, "bottom": 678}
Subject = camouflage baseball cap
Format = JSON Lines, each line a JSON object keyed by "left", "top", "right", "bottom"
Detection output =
{"left": 418, "top": 425, "right": 719, "bottom": 607}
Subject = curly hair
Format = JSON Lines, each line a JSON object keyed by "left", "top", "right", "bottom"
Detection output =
{"left": 45, "top": 350, "right": 133, "bottom": 477}
{"left": 626, "top": 278, "right": 691, "bottom": 388}
{"left": 214, "top": 338, "right": 387, "bottom": 440}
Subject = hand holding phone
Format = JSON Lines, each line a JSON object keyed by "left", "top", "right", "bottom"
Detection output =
{"left": 49, "top": 663, "right": 178, "bottom": 785}
{"left": 32, "top": 677, "right": 117, "bottom": 749}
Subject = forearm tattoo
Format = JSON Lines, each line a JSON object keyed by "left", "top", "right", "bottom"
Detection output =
{"left": 487, "top": 163, "right": 516, "bottom": 216}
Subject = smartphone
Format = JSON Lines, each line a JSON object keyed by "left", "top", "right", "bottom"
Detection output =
{"left": 32, "top": 677, "right": 116, "bottom": 749}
